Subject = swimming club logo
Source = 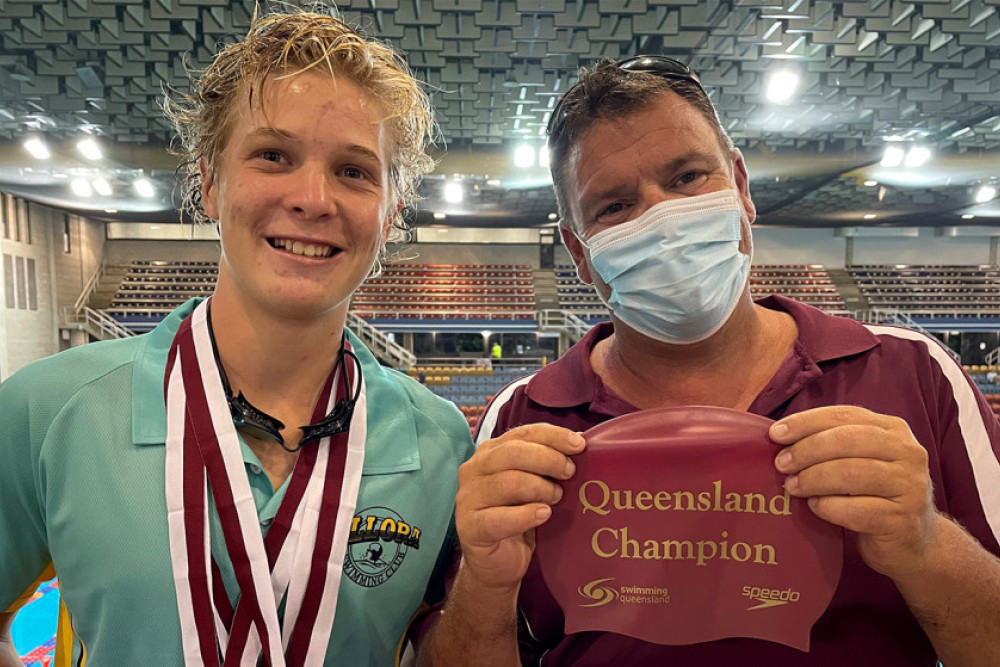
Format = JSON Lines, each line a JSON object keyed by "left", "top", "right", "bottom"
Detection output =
{"left": 577, "top": 579, "right": 670, "bottom": 607}
{"left": 344, "top": 506, "right": 422, "bottom": 588}
{"left": 578, "top": 578, "right": 618, "bottom": 607}
{"left": 741, "top": 585, "right": 801, "bottom": 611}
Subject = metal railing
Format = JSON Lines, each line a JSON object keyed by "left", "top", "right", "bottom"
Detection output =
{"left": 62, "top": 305, "right": 136, "bottom": 340}
{"left": 986, "top": 347, "right": 999, "bottom": 366}
{"left": 537, "top": 308, "right": 593, "bottom": 343}
{"left": 347, "top": 312, "right": 416, "bottom": 370}
{"left": 73, "top": 258, "right": 107, "bottom": 314}
{"left": 852, "top": 308, "right": 960, "bottom": 362}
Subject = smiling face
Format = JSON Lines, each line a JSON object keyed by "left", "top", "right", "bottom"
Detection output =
{"left": 202, "top": 72, "right": 394, "bottom": 323}
{"left": 559, "top": 90, "right": 755, "bottom": 292}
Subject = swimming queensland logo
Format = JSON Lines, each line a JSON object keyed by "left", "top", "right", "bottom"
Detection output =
{"left": 742, "top": 585, "right": 801, "bottom": 611}
{"left": 578, "top": 579, "right": 670, "bottom": 607}
{"left": 344, "top": 506, "right": 422, "bottom": 588}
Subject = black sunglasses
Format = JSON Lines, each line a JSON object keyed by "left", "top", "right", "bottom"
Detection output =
{"left": 207, "top": 306, "right": 361, "bottom": 453}
{"left": 546, "top": 55, "right": 706, "bottom": 139}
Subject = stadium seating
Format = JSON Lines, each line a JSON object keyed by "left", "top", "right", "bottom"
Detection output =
{"left": 849, "top": 265, "right": 1000, "bottom": 319}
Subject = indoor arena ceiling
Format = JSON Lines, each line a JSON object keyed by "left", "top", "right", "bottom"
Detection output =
{"left": 0, "top": 0, "right": 999, "bottom": 228}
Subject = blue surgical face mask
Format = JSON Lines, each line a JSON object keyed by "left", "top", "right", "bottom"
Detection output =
{"left": 583, "top": 189, "right": 751, "bottom": 345}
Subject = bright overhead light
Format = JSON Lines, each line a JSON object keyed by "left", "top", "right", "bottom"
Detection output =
{"left": 77, "top": 137, "right": 102, "bottom": 161}
{"left": 513, "top": 144, "right": 535, "bottom": 168}
{"left": 133, "top": 177, "right": 155, "bottom": 198}
{"left": 863, "top": 213, "right": 877, "bottom": 220}
{"left": 962, "top": 214, "right": 975, "bottom": 220}
{"left": 70, "top": 178, "right": 93, "bottom": 197}
{"left": 880, "top": 145, "right": 904, "bottom": 168}
{"left": 766, "top": 71, "right": 799, "bottom": 103}
{"left": 443, "top": 181, "right": 463, "bottom": 204}
{"left": 976, "top": 185, "right": 997, "bottom": 203}
{"left": 23, "top": 138, "right": 50, "bottom": 160}
{"left": 548, "top": 212, "right": 558, "bottom": 221}
{"left": 539, "top": 145, "right": 550, "bottom": 168}
{"left": 92, "top": 177, "right": 112, "bottom": 197}
{"left": 863, "top": 180, "right": 878, "bottom": 187}
{"left": 903, "top": 146, "right": 931, "bottom": 168}
{"left": 433, "top": 212, "right": 447, "bottom": 220}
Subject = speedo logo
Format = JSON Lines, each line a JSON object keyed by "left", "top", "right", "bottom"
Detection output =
{"left": 742, "top": 585, "right": 801, "bottom": 610}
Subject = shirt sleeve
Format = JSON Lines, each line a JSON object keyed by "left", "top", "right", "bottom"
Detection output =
{"left": 933, "top": 364, "right": 1000, "bottom": 555}
{"left": 0, "top": 368, "right": 54, "bottom": 611}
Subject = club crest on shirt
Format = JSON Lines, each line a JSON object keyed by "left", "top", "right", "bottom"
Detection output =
{"left": 344, "top": 506, "right": 422, "bottom": 587}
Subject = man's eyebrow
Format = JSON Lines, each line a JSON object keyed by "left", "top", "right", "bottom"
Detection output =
{"left": 245, "top": 128, "right": 382, "bottom": 164}
{"left": 583, "top": 149, "right": 723, "bottom": 204}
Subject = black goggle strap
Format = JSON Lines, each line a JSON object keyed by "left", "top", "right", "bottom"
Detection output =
{"left": 297, "top": 345, "right": 361, "bottom": 449}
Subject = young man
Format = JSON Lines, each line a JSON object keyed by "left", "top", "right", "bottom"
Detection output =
{"left": 0, "top": 10, "right": 473, "bottom": 666}
{"left": 420, "top": 57, "right": 1000, "bottom": 665}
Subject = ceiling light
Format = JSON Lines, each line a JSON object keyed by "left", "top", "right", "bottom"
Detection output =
{"left": 92, "top": 178, "right": 112, "bottom": 197}
{"left": 962, "top": 214, "right": 975, "bottom": 220}
{"left": 903, "top": 146, "right": 931, "bottom": 168}
{"left": 976, "top": 184, "right": 997, "bottom": 204}
{"left": 863, "top": 213, "right": 877, "bottom": 220}
{"left": 880, "top": 146, "right": 904, "bottom": 168}
{"left": 133, "top": 178, "right": 155, "bottom": 198}
{"left": 539, "top": 146, "right": 550, "bottom": 168}
{"left": 71, "top": 178, "right": 93, "bottom": 197}
{"left": 23, "top": 137, "right": 51, "bottom": 160}
{"left": 548, "top": 213, "right": 558, "bottom": 221}
{"left": 513, "top": 144, "right": 535, "bottom": 168}
{"left": 433, "top": 212, "right": 447, "bottom": 220}
{"left": 443, "top": 181, "right": 463, "bottom": 204}
{"left": 77, "top": 137, "right": 102, "bottom": 161}
{"left": 863, "top": 180, "right": 878, "bottom": 187}
{"left": 766, "top": 71, "right": 799, "bottom": 103}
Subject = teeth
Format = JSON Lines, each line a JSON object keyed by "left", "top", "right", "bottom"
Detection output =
{"left": 271, "top": 238, "right": 333, "bottom": 258}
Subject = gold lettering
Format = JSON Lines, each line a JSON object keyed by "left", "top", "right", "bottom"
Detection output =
{"left": 754, "top": 543, "right": 777, "bottom": 565}
{"left": 713, "top": 480, "right": 723, "bottom": 511}
{"left": 635, "top": 490, "right": 653, "bottom": 510}
{"left": 642, "top": 540, "right": 661, "bottom": 559}
{"left": 674, "top": 491, "right": 695, "bottom": 511}
{"left": 769, "top": 489, "right": 792, "bottom": 515}
{"left": 592, "top": 527, "right": 618, "bottom": 558}
{"left": 662, "top": 539, "right": 694, "bottom": 561}
{"left": 724, "top": 493, "right": 743, "bottom": 512}
{"left": 620, "top": 526, "right": 640, "bottom": 558}
{"left": 743, "top": 493, "right": 767, "bottom": 514}
{"left": 695, "top": 539, "right": 717, "bottom": 566}
{"left": 697, "top": 491, "right": 712, "bottom": 511}
{"left": 612, "top": 489, "right": 634, "bottom": 511}
{"left": 730, "top": 542, "right": 752, "bottom": 562}
{"left": 579, "top": 480, "right": 610, "bottom": 515}
{"left": 653, "top": 491, "right": 671, "bottom": 510}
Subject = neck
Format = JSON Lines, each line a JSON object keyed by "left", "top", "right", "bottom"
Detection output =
{"left": 595, "top": 295, "right": 796, "bottom": 411}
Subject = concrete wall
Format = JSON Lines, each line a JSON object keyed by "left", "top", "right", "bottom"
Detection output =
{"left": 104, "top": 239, "right": 221, "bottom": 265}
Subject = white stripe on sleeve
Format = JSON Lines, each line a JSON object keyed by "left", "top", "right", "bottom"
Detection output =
{"left": 475, "top": 374, "right": 536, "bottom": 446}
{"left": 865, "top": 324, "right": 1000, "bottom": 545}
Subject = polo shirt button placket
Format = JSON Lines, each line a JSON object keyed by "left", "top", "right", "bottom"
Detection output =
{"left": 260, "top": 517, "right": 273, "bottom": 527}
{"left": 249, "top": 464, "right": 262, "bottom": 475}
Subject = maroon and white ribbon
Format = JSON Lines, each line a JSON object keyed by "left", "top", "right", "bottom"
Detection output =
{"left": 165, "top": 299, "right": 367, "bottom": 666}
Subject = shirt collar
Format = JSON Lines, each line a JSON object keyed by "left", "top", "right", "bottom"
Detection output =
{"left": 131, "top": 298, "right": 421, "bottom": 474}
{"left": 524, "top": 296, "right": 880, "bottom": 411}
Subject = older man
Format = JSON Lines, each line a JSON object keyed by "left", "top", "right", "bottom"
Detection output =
{"left": 420, "top": 57, "right": 1000, "bottom": 666}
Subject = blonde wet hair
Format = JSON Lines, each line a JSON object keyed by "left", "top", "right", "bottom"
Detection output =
{"left": 164, "top": 8, "right": 435, "bottom": 244}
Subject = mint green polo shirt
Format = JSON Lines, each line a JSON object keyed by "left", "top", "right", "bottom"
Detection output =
{"left": 0, "top": 299, "right": 474, "bottom": 666}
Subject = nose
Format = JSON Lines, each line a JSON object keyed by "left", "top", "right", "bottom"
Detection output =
{"left": 288, "top": 162, "right": 336, "bottom": 220}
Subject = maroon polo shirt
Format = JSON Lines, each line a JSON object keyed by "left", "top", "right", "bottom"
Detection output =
{"left": 472, "top": 296, "right": 1000, "bottom": 666}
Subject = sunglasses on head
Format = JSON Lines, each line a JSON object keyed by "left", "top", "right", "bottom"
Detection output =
{"left": 546, "top": 55, "right": 707, "bottom": 139}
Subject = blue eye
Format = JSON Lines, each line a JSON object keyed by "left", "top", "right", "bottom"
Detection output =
{"left": 259, "top": 150, "right": 282, "bottom": 163}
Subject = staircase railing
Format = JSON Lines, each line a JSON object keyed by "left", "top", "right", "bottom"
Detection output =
{"left": 986, "top": 347, "right": 999, "bottom": 366}
{"left": 73, "top": 258, "right": 106, "bottom": 314}
{"left": 852, "top": 308, "right": 960, "bottom": 362}
{"left": 347, "top": 312, "right": 416, "bottom": 370}
{"left": 62, "top": 305, "right": 136, "bottom": 340}
{"left": 537, "top": 309, "right": 593, "bottom": 343}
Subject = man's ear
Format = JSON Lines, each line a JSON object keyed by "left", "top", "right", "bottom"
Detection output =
{"left": 730, "top": 148, "right": 755, "bottom": 225}
{"left": 559, "top": 221, "right": 595, "bottom": 285}
{"left": 200, "top": 158, "right": 219, "bottom": 221}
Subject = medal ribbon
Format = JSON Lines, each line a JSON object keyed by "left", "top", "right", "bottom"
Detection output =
{"left": 165, "top": 299, "right": 367, "bottom": 666}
